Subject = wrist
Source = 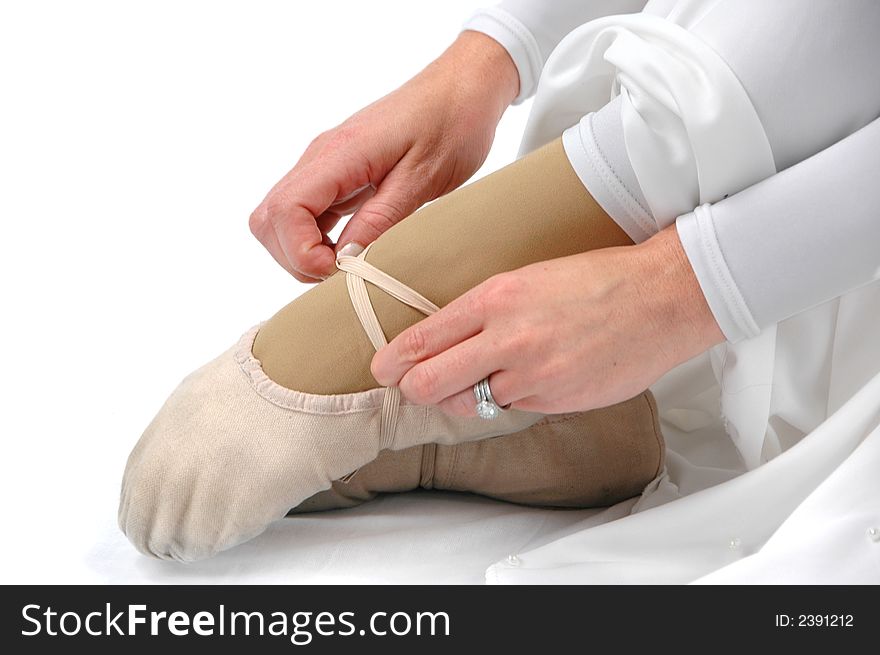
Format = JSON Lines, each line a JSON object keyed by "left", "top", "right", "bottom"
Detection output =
{"left": 638, "top": 225, "right": 725, "bottom": 357}
{"left": 441, "top": 30, "right": 520, "bottom": 115}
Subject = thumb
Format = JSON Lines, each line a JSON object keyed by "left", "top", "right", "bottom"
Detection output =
{"left": 335, "top": 161, "right": 433, "bottom": 252}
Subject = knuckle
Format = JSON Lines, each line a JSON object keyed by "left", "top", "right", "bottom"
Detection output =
{"left": 262, "top": 193, "right": 292, "bottom": 227}
{"left": 401, "top": 325, "right": 430, "bottom": 362}
{"left": 308, "top": 129, "right": 335, "bottom": 151}
{"left": 465, "top": 285, "right": 491, "bottom": 317}
{"left": 322, "top": 126, "right": 357, "bottom": 152}
{"left": 357, "top": 200, "right": 405, "bottom": 232}
{"left": 308, "top": 131, "right": 327, "bottom": 148}
{"left": 501, "top": 329, "right": 530, "bottom": 355}
{"left": 480, "top": 273, "right": 519, "bottom": 309}
{"left": 537, "top": 357, "right": 564, "bottom": 385}
{"left": 405, "top": 365, "right": 440, "bottom": 404}
{"left": 248, "top": 205, "right": 268, "bottom": 237}
{"left": 494, "top": 272, "right": 524, "bottom": 295}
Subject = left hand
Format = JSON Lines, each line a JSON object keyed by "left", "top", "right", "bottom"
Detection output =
{"left": 371, "top": 225, "right": 725, "bottom": 416}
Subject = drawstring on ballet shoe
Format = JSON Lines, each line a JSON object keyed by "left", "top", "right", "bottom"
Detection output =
{"left": 335, "top": 244, "right": 440, "bottom": 480}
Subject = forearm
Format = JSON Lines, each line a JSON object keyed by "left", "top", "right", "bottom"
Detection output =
{"left": 436, "top": 30, "right": 519, "bottom": 120}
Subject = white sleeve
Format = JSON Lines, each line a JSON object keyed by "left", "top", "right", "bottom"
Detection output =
{"left": 462, "top": 1, "right": 649, "bottom": 104}
{"left": 538, "top": 1, "right": 880, "bottom": 343}
{"left": 676, "top": 117, "right": 880, "bottom": 344}
{"left": 558, "top": 0, "right": 880, "bottom": 241}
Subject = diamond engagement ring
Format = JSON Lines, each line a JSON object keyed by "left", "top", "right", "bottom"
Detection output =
{"left": 473, "top": 377, "right": 507, "bottom": 420}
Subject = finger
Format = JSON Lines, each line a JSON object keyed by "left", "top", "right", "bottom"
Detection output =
{"left": 435, "top": 370, "right": 525, "bottom": 417}
{"left": 252, "top": 161, "right": 375, "bottom": 279}
{"left": 313, "top": 183, "right": 375, "bottom": 249}
{"left": 315, "top": 186, "right": 378, "bottom": 250}
{"left": 507, "top": 395, "right": 549, "bottom": 414}
{"left": 250, "top": 211, "right": 324, "bottom": 282}
{"left": 314, "top": 186, "right": 372, "bottom": 252}
{"left": 396, "top": 332, "right": 508, "bottom": 406}
{"left": 267, "top": 197, "right": 339, "bottom": 280}
{"left": 336, "top": 155, "right": 432, "bottom": 252}
{"left": 371, "top": 290, "right": 487, "bottom": 386}
{"left": 281, "top": 180, "right": 375, "bottom": 278}
{"left": 250, "top": 210, "right": 294, "bottom": 273}
{"left": 329, "top": 183, "right": 376, "bottom": 214}
{"left": 252, "top": 196, "right": 335, "bottom": 280}
{"left": 295, "top": 132, "right": 333, "bottom": 168}
{"left": 315, "top": 210, "right": 345, "bottom": 244}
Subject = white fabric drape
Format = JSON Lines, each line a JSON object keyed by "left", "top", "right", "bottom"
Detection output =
{"left": 467, "top": 2, "right": 880, "bottom": 583}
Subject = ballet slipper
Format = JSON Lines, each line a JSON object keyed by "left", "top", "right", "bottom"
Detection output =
{"left": 119, "top": 326, "right": 539, "bottom": 561}
{"left": 291, "top": 391, "right": 664, "bottom": 513}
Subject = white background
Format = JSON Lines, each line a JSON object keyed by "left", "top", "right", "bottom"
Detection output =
{"left": 0, "top": 1, "right": 538, "bottom": 582}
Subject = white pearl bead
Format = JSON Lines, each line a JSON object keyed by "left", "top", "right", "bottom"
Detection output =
{"left": 505, "top": 554, "right": 521, "bottom": 567}
{"left": 728, "top": 537, "right": 742, "bottom": 550}
{"left": 867, "top": 527, "right": 880, "bottom": 543}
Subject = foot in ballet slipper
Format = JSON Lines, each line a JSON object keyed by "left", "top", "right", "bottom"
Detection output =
{"left": 118, "top": 326, "right": 542, "bottom": 561}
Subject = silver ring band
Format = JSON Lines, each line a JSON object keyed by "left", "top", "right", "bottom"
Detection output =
{"left": 473, "top": 376, "right": 507, "bottom": 420}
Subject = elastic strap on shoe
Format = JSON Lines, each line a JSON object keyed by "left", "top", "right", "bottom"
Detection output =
{"left": 336, "top": 244, "right": 440, "bottom": 451}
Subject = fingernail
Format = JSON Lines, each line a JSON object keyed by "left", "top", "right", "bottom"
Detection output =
{"left": 337, "top": 242, "right": 365, "bottom": 259}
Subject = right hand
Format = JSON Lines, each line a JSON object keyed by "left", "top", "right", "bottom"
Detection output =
{"left": 249, "top": 30, "right": 520, "bottom": 281}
